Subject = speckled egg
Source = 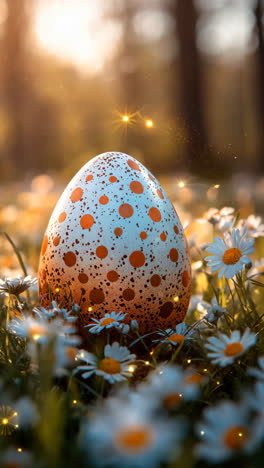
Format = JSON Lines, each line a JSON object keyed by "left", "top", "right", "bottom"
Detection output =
{"left": 38, "top": 152, "right": 191, "bottom": 334}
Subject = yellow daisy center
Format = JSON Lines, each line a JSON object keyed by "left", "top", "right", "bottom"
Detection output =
{"left": 223, "top": 425, "right": 248, "bottom": 450}
{"left": 162, "top": 392, "right": 182, "bottom": 409}
{"left": 185, "top": 373, "right": 203, "bottom": 385}
{"left": 222, "top": 248, "right": 242, "bottom": 265}
{"left": 98, "top": 358, "right": 121, "bottom": 374}
{"left": 167, "top": 334, "right": 185, "bottom": 344}
{"left": 224, "top": 342, "right": 244, "bottom": 357}
{"left": 28, "top": 324, "right": 47, "bottom": 341}
{"left": 114, "top": 425, "right": 154, "bottom": 453}
{"left": 100, "top": 318, "right": 116, "bottom": 326}
{"left": 66, "top": 347, "right": 77, "bottom": 360}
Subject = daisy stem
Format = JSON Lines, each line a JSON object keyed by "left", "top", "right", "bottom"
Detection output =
{"left": 170, "top": 339, "right": 185, "bottom": 363}
{"left": 5, "top": 294, "right": 11, "bottom": 354}
{"left": 233, "top": 279, "right": 247, "bottom": 315}
{"left": 225, "top": 278, "right": 235, "bottom": 309}
{"left": 219, "top": 277, "right": 226, "bottom": 307}
{"left": 135, "top": 330, "right": 149, "bottom": 354}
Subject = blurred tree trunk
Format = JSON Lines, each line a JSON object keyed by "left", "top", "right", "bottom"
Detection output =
{"left": 254, "top": 0, "right": 264, "bottom": 169}
{"left": 109, "top": 0, "right": 144, "bottom": 158}
{"left": 170, "top": 0, "right": 209, "bottom": 173}
{"left": 2, "top": 0, "right": 32, "bottom": 176}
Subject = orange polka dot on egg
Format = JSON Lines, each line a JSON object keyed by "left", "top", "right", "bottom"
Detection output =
{"left": 96, "top": 246, "right": 108, "bottom": 259}
{"left": 174, "top": 225, "right": 179, "bottom": 234}
{"left": 86, "top": 175, "right": 93, "bottom": 182}
{"left": 160, "top": 301, "right": 174, "bottom": 318}
{"left": 127, "top": 159, "right": 141, "bottom": 171}
{"left": 109, "top": 176, "right": 117, "bottom": 183}
{"left": 41, "top": 235, "right": 48, "bottom": 256}
{"left": 114, "top": 227, "right": 123, "bottom": 237}
{"left": 150, "top": 274, "right": 161, "bottom": 287}
{"left": 140, "top": 231, "right": 147, "bottom": 240}
{"left": 107, "top": 270, "right": 119, "bottom": 282}
{"left": 160, "top": 232, "right": 167, "bottom": 241}
{"left": 182, "top": 270, "right": 190, "bottom": 287}
{"left": 119, "top": 203, "right": 134, "bottom": 218}
{"left": 58, "top": 212, "right": 66, "bottom": 223}
{"left": 80, "top": 214, "right": 94, "bottom": 229}
{"left": 89, "top": 288, "right": 105, "bottom": 304}
{"left": 129, "top": 251, "right": 145, "bottom": 268}
{"left": 123, "top": 288, "right": 135, "bottom": 301}
{"left": 99, "top": 195, "right": 109, "bottom": 205}
{"left": 63, "top": 252, "right": 76, "bottom": 267}
{"left": 78, "top": 273, "right": 88, "bottom": 284}
{"left": 70, "top": 187, "right": 83, "bottom": 203}
{"left": 169, "top": 248, "right": 179, "bottom": 262}
{"left": 130, "top": 181, "right": 144, "bottom": 194}
{"left": 148, "top": 207, "right": 161, "bottom": 222}
{"left": 156, "top": 189, "right": 164, "bottom": 199}
{"left": 53, "top": 236, "right": 60, "bottom": 247}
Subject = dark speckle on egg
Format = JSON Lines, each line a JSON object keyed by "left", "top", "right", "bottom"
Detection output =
{"left": 38, "top": 152, "right": 191, "bottom": 334}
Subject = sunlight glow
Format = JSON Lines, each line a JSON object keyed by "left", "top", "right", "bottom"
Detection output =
{"left": 33, "top": 0, "right": 121, "bottom": 71}
{"left": 145, "top": 119, "right": 153, "bottom": 128}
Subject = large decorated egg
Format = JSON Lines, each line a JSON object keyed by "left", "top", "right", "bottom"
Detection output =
{"left": 39, "top": 152, "right": 191, "bottom": 333}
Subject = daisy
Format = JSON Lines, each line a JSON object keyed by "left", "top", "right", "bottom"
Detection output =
{"left": 86, "top": 311, "right": 127, "bottom": 334}
{"left": 202, "top": 207, "right": 234, "bottom": 229}
{"left": 205, "top": 329, "right": 256, "bottom": 367}
{"left": 238, "top": 215, "right": 264, "bottom": 238}
{"left": 138, "top": 364, "right": 202, "bottom": 410}
{"left": 9, "top": 314, "right": 78, "bottom": 346}
{"left": 79, "top": 393, "right": 184, "bottom": 467}
{"left": 248, "top": 356, "right": 264, "bottom": 380}
{"left": 246, "top": 381, "right": 264, "bottom": 415}
{"left": 203, "top": 297, "right": 227, "bottom": 324}
{"left": 196, "top": 400, "right": 264, "bottom": 463}
{"left": 0, "top": 275, "right": 37, "bottom": 297}
{"left": 75, "top": 342, "right": 136, "bottom": 384}
{"left": 205, "top": 228, "right": 254, "bottom": 278}
{"left": 34, "top": 301, "right": 78, "bottom": 324}
{"left": 155, "top": 322, "right": 193, "bottom": 346}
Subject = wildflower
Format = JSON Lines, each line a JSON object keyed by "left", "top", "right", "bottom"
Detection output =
{"left": 9, "top": 316, "right": 50, "bottom": 344}
{"left": 131, "top": 319, "right": 139, "bottom": 332}
{"left": 155, "top": 322, "right": 192, "bottom": 346}
{"left": 203, "top": 207, "right": 234, "bottom": 229}
{"left": 79, "top": 394, "right": 184, "bottom": 467}
{"left": 187, "top": 295, "right": 208, "bottom": 317}
{"left": 246, "top": 381, "right": 264, "bottom": 415}
{"left": 196, "top": 400, "right": 264, "bottom": 463}
{"left": 8, "top": 313, "right": 81, "bottom": 375}
{"left": 205, "top": 329, "right": 256, "bottom": 367}
{"left": 86, "top": 312, "right": 127, "bottom": 334}
{"left": 34, "top": 301, "right": 78, "bottom": 324}
{"left": 0, "top": 276, "right": 37, "bottom": 297}
{"left": 238, "top": 215, "right": 264, "bottom": 238}
{"left": 75, "top": 342, "right": 136, "bottom": 384}
{"left": 205, "top": 228, "right": 254, "bottom": 278}
{"left": 138, "top": 364, "right": 201, "bottom": 410}
{"left": 203, "top": 297, "right": 227, "bottom": 324}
